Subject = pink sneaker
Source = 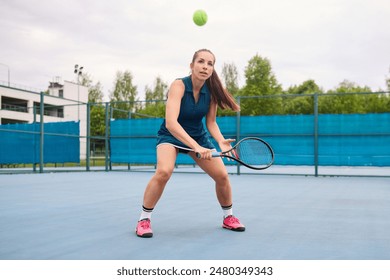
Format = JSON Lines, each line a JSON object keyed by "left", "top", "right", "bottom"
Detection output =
{"left": 222, "top": 215, "right": 245, "bottom": 232}
{"left": 136, "top": 218, "right": 153, "bottom": 238}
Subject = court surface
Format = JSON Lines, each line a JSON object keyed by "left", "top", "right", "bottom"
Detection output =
{"left": 0, "top": 170, "right": 389, "bottom": 260}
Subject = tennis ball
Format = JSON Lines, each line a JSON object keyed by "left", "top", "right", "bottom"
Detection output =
{"left": 193, "top": 10, "right": 207, "bottom": 26}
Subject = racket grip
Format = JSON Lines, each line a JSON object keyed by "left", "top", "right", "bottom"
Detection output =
{"left": 196, "top": 151, "right": 220, "bottom": 158}
{"left": 211, "top": 151, "right": 220, "bottom": 157}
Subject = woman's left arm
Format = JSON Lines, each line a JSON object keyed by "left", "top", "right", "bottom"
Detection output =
{"left": 206, "top": 102, "right": 235, "bottom": 152}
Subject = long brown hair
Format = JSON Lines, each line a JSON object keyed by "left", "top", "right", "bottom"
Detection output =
{"left": 192, "top": 49, "right": 240, "bottom": 112}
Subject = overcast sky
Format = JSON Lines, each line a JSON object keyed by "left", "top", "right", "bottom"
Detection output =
{"left": 1, "top": 0, "right": 389, "bottom": 100}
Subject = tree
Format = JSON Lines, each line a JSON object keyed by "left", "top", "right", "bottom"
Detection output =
{"left": 109, "top": 70, "right": 138, "bottom": 119}
{"left": 136, "top": 76, "right": 167, "bottom": 118}
{"left": 287, "top": 80, "right": 322, "bottom": 95}
{"left": 320, "top": 80, "right": 372, "bottom": 114}
{"left": 88, "top": 81, "right": 105, "bottom": 140}
{"left": 284, "top": 80, "right": 323, "bottom": 115}
{"left": 78, "top": 72, "right": 106, "bottom": 153}
{"left": 79, "top": 72, "right": 104, "bottom": 103}
{"left": 80, "top": 72, "right": 92, "bottom": 87}
{"left": 238, "top": 54, "right": 283, "bottom": 115}
{"left": 88, "top": 81, "right": 104, "bottom": 103}
{"left": 363, "top": 93, "right": 390, "bottom": 113}
{"left": 90, "top": 105, "right": 106, "bottom": 137}
{"left": 216, "top": 63, "right": 240, "bottom": 116}
{"left": 144, "top": 76, "right": 167, "bottom": 101}
{"left": 221, "top": 62, "right": 240, "bottom": 97}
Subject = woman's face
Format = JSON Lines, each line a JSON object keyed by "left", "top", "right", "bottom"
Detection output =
{"left": 191, "top": 51, "right": 215, "bottom": 81}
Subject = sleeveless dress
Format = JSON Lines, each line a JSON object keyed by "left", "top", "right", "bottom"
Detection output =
{"left": 156, "top": 76, "right": 216, "bottom": 153}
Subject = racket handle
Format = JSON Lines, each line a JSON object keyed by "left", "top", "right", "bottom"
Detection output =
{"left": 196, "top": 151, "right": 220, "bottom": 158}
{"left": 211, "top": 151, "right": 220, "bottom": 157}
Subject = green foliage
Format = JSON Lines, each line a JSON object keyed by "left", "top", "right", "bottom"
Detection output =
{"left": 282, "top": 80, "right": 323, "bottom": 115}
{"left": 90, "top": 104, "right": 105, "bottom": 136}
{"left": 315, "top": 80, "right": 390, "bottom": 114}
{"left": 144, "top": 76, "right": 167, "bottom": 101}
{"left": 238, "top": 54, "right": 283, "bottom": 115}
{"left": 134, "top": 101, "right": 166, "bottom": 119}
{"left": 80, "top": 72, "right": 92, "bottom": 87}
{"left": 282, "top": 95, "right": 313, "bottom": 115}
{"left": 217, "top": 107, "right": 238, "bottom": 117}
{"left": 82, "top": 56, "right": 390, "bottom": 125}
{"left": 88, "top": 81, "right": 104, "bottom": 103}
{"left": 135, "top": 76, "right": 167, "bottom": 118}
{"left": 218, "top": 63, "right": 240, "bottom": 117}
{"left": 109, "top": 70, "right": 138, "bottom": 119}
{"left": 327, "top": 80, "right": 372, "bottom": 94}
{"left": 77, "top": 72, "right": 106, "bottom": 143}
{"left": 362, "top": 93, "right": 390, "bottom": 113}
{"left": 241, "top": 55, "right": 282, "bottom": 95}
{"left": 221, "top": 62, "right": 239, "bottom": 97}
{"left": 286, "top": 80, "right": 323, "bottom": 95}
{"left": 319, "top": 80, "right": 370, "bottom": 114}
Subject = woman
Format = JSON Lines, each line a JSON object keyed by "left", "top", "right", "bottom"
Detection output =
{"left": 136, "top": 49, "right": 245, "bottom": 238}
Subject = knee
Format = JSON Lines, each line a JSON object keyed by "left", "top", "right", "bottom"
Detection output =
{"left": 155, "top": 168, "right": 173, "bottom": 183}
{"left": 214, "top": 171, "right": 230, "bottom": 186}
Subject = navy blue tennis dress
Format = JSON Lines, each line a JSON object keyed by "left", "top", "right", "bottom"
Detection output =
{"left": 156, "top": 76, "right": 216, "bottom": 153}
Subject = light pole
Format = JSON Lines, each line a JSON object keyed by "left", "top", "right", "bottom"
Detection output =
{"left": 74, "top": 64, "right": 83, "bottom": 121}
{"left": 0, "top": 63, "right": 10, "bottom": 87}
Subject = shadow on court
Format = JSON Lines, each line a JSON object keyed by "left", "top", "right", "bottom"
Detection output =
{"left": 0, "top": 171, "right": 389, "bottom": 260}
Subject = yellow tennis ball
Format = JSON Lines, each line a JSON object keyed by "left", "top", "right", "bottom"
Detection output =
{"left": 193, "top": 10, "right": 207, "bottom": 26}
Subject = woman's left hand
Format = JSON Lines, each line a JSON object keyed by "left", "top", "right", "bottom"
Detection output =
{"left": 219, "top": 138, "right": 235, "bottom": 151}
{"left": 218, "top": 139, "right": 236, "bottom": 160}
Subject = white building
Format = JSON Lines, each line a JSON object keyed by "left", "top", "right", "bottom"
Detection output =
{"left": 0, "top": 80, "right": 89, "bottom": 160}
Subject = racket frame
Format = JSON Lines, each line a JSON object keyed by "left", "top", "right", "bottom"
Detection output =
{"left": 198, "top": 137, "right": 274, "bottom": 170}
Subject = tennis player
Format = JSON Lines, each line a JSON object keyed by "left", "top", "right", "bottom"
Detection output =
{"left": 136, "top": 49, "right": 245, "bottom": 237}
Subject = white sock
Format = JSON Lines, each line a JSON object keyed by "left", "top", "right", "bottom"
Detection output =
{"left": 139, "top": 205, "right": 153, "bottom": 221}
{"left": 221, "top": 204, "right": 233, "bottom": 218}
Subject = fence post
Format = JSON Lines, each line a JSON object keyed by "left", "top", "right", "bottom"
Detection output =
{"left": 86, "top": 103, "right": 91, "bottom": 171}
{"left": 39, "top": 92, "right": 44, "bottom": 173}
{"left": 128, "top": 110, "right": 131, "bottom": 170}
{"left": 105, "top": 102, "right": 110, "bottom": 172}
{"left": 236, "top": 97, "right": 241, "bottom": 175}
{"left": 314, "top": 93, "right": 319, "bottom": 177}
{"left": 33, "top": 105, "right": 37, "bottom": 172}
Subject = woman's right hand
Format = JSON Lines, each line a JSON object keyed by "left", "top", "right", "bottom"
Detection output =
{"left": 194, "top": 146, "right": 212, "bottom": 160}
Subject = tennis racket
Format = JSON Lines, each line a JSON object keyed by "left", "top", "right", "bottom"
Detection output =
{"left": 196, "top": 137, "right": 274, "bottom": 170}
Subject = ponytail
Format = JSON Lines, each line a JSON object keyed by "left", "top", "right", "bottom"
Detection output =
{"left": 206, "top": 70, "right": 240, "bottom": 111}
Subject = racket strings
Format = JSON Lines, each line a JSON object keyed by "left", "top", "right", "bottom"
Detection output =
{"left": 236, "top": 139, "right": 273, "bottom": 166}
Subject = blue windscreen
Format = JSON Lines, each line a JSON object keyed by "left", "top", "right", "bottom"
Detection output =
{"left": 109, "top": 113, "right": 390, "bottom": 166}
{"left": 0, "top": 121, "right": 80, "bottom": 164}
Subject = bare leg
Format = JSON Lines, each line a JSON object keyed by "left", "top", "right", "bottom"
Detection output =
{"left": 189, "top": 153, "right": 245, "bottom": 231}
{"left": 142, "top": 145, "right": 178, "bottom": 208}
{"left": 189, "top": 153, "right": 232, "bottom": 206}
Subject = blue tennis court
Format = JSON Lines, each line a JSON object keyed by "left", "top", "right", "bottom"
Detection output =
{"left": 0, "top": 170, "right": 389, "bottom": 260}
